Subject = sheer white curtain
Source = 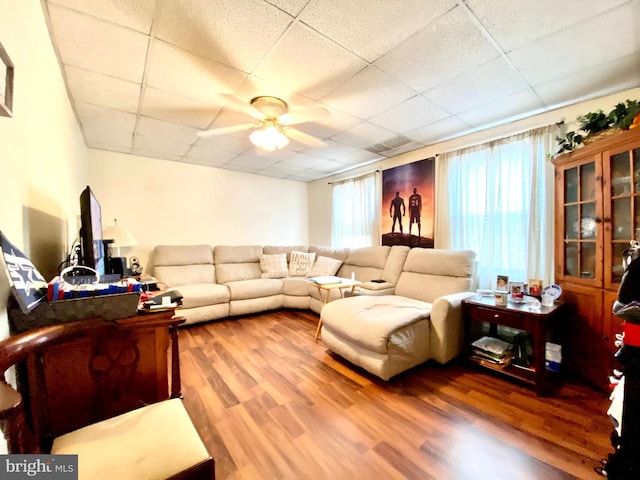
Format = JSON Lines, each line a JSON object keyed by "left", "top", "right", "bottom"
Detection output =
{"left": 436, "top": 125, "right": 559, "bottom": 289}
{"left": 331, "top": 172, "right": 379, "bottom": 248}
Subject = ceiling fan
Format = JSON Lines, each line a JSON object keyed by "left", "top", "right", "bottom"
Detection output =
{"left": 197, "top": 96, "right": 328, "bottom": 152}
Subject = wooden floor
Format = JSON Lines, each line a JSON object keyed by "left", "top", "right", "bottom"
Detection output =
{"left": 178, "top": 309, "right": 613, "bottom": 480}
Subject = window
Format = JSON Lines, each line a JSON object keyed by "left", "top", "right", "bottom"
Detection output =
{"left": 331, "top": 172, "right": 379, "bottom": 248}
{"left": 437, "top": 125, "right": 559, "bottom": 288}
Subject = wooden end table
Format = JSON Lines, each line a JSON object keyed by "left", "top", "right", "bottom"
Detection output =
{"left": 462, "top": 295, "right": 564, "bottom": 396}
{"left": 311, "top": 278, "right": 361, "bottom": 340}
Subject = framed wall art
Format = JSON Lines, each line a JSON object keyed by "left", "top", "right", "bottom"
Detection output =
{"left": 0, "top": 41, "right": 14, "bottom": 117}
{"left": 381, "top": 157, "right": 435, "bottom": 248}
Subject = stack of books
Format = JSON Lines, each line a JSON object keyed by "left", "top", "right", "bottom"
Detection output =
{"left": 470, "top": 336, "right": 514, "bottom": 368}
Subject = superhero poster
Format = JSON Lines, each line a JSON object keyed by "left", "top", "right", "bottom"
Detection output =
{"left": 381, "top": 158, "right": 435, "bottom": 248}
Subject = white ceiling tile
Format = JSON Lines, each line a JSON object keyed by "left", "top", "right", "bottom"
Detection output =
{"left": 133, "top": 134, "right": 191, "bottom": 156}
{"left": 196, "top": 133, "right": 253, "bottom": 154}
{"left": 140, "top": 88, "right": 219, "bottom": 128}
{"left": 183, "top": 146, "right": 237, "bottom": 165}
{"left": 405, "top": 116, "right": 475, "bottom": 145}
{"left": 154, "top": 0, "right": 293, "bottom": 73}
{"left": 146, "top": 41, "right": 247, "bottom": 103}
{"left": 299, "top": 0, "right": 456, "bottom": 62}
{"left": 310, "top": 159, "right": 350, "bottom": 173}
{"left": 534, "top": 54, "right": 640, "bottom": 110}
{"left": 47, "top": 0, "right": 156, "bottom": 33}
{"left": 252, "top": 22, "right": 368, "bottom": 100}
{"left": 291, "top": 107, "right": 361, "bottom": 139}
{"left": 333, "top": 149, "right": 384, "bottom": 166}
{"left": 273, "top": 153, "right": 326, "bottom": 169}
{"left": 369, "top": 95, "right": 449, "bottom": 133}
{"left": 456, "top": 90, "right": 546, "bottom": 128}
{"left": 375, "top": 6, "right": 499, "bottom": 92}
{"left": 258, "top": 162, "right": 307, "bottom": 177}
{"left": 83, "top": 126, "right": 133, "bottom": 148}
{"left": 321, "top": 67, "right": 416, "bottom": 119}
{"left": 136, "top": 116, "right": 201, "bottom": 144}
{"left": 466, "top": 0, "right": 630, "bottom": 52}
{"left": 48, "top": 4, "right": 148, "bottom": 82}
{"left": 75, "top": 102, "right": 137, "bottom": 132}
{"left": 425, "top": 58, "right": 529, "bottom": 114}
{"left": 265, "top": 0, "right": 308, "bottom": 16}
{"left": 330, "top": 122, "right": 397, "bottom": 149}
{"left": 508, "top": 4, "right": 639, "bottom": 86}
{"left": 65, "top": 66, "right": 141, "bottom": 112}
{"left": 86, "top": 143, "right": 131, "bottom": 154}
{"left": 303, "top": 139, "right": 358, "bottom": 160}
{"left": 133, "top": 150, "right": 183, "bottom": 162}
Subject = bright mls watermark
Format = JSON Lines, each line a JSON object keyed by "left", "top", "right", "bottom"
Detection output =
{"left": 0, "top": 455, "right": 77, "bottom": 479}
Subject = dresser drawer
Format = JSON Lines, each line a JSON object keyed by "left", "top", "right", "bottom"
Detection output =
{"left": 469, "top": 305, "right": 522, "bottom": 329}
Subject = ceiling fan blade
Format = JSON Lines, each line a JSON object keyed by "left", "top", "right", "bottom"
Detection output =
{"left": 197, "top": 123, "right": 259, "bottom": 138}
{"left": 283, "top": 126, "right": 326, "bottom": 148}
{"left": 215, "top": 94, "right": 265, "bottom": 120}
{"left": 280, "top": 105, "right": 331, "bottom": 125}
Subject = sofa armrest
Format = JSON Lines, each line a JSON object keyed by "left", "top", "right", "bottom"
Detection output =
{"left": 352, "top": 281, "right": 395, "bottom": 296}
{"left": 429, "top": 291, "right": 476, "bottom": 364}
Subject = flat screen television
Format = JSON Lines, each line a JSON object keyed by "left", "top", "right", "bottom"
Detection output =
{"left": 79, "top": 186, "right": 105, "bottom": 277}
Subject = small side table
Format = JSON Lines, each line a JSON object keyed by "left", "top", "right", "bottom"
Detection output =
{"left": 311, "top": 278, "right": 361, "bottom": 340}
{"left": 462, "top": 296, "right": 564, "bottom": 396}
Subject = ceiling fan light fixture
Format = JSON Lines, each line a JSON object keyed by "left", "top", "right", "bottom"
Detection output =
{"left": 250, "top": 123, "right": 289, "bottom": 152}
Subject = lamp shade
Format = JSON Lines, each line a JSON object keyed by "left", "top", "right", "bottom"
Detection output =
{"left": 103, "top": 219, "right": 137, "bottom": 248}
{"left": 249, "top": 123, "right": 289, "bottom": 151}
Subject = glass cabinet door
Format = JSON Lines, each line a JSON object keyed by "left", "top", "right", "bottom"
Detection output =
{"left": 562, "top": 161, "right": 598, "bottom": 280}
{"left": 606, "top": 145, "right": 640, "bottom": 286}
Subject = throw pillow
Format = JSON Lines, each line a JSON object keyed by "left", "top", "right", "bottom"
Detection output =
{"left": 259, "top": 253, "right": 288, "bottom": 279}
{"left": 288, "top": 251, "right": 316, "bottom": 277}
{"left": 307, "top": 256, "right": 342, "bottom": 277}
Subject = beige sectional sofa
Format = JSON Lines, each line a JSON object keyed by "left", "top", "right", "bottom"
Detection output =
{"left": 151, "top": 243, "right": 477, "bottom": 379}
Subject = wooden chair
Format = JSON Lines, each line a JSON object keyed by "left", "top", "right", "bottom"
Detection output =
{"left": 0, "top": 315, "right": 215, "bottom": 479}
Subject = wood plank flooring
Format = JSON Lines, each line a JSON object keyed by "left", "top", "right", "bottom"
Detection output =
{"left": 178, "top": 309, "right": 613, "bottom": 480}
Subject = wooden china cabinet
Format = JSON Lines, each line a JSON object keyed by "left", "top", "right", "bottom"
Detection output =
{"left": 552, "top": 128, "right": 640, "bottom": 390}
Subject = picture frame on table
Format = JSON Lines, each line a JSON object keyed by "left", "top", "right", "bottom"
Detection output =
{"left": 496, "top": 275, "right": 509, "bottom": 290}
{"left": 0, "top": 41, "right": 14, "bottom": 118}
{"left": 509, "top": 281, "right": 524, "bottom": 299}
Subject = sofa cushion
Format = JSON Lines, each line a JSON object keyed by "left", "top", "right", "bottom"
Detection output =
{"left": 259, "top": 253, "right": 288, "bottom": 278}
{"left": 395, "top": 248, "right": 476, "bottom": 303}
{"left": 225, "top": 279, "right": 282, "bottom": 301}
{"left": 289, "top": 251, "right": 316, "bottom": 277}
{"left": 214, "top": 245, "right": 263, "bottom": 283}
{"left": 173, "top": 283, "right": 230, "bottom": 309}
{"left": 309, "top": 246, "right": 350, "bottom": 261}
{"left": 153, "top": 245, "right": 215, "bottom": 287}
{"left": 307, "top": 256, "right": 342, "bottom": 277}
{"left": 282, "top": 277, "right": 311, "bottom": 296}
{"left": 321, "top": 295, "right": 432, "bottom": 354}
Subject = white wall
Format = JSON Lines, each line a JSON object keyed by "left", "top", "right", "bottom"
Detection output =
{"left": 0, "top": 0, "right": 88, "bottom": 453}
{"left": 309, "top": 87, "right": 640, "bottom": 246}
{"left": 88, "top": 149, "right": 309, "bottom": 271}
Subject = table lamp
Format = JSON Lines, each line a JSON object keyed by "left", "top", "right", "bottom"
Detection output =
{"left": 103, "top": 219, "right": 137, "bottom": 276}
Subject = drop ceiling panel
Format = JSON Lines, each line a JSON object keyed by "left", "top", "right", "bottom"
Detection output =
{"left": 153, "top": 0, "right": 293, "bottom": 73}
{"left": 299, "top": 0, "right": 456, "bottom": 62}
{"left": 303, "top": 139, "right": 358, "bottom": 160}
{"left": 333, "top": 149, "right": 384, "bottom": 166}
{"left": 265, "top": 0, "right": 309, "bottom": 17}
{"left": 133, "top": 134, "right": 191, "bottom": 157}
{"left": 406, "top": 116, "right": 474, "bottom": 145}
{"left": 146, "top": 41, "right": 247, "bottom": 103}
{"left": 321, "top": 66, "right": 415, "bottom": 119}
{"left": 375, "top": 6, "right": 499, "bottom": 92}
{"left": 252, "top": 22, "right": 368, "bottom": 100}
{"left": 183, "top": 146, "right": 237, "bottom": 165}
{"left": 465, "top": 0, "right": 630, "bottom": 52}
{"left": 47, "top": 4, "right": 148, "bottom": 82}
{"left": 47, "top": 0, "right": 156, "bottom": 34}
{"left": 83, "top": 126, "right": 133, "bottom": 148}
{"left": 457, "top": 89, "right": 545, "bottom": 128}
{"left": 75, "top": 102, "right": 137, "bottom": 133}
{"left": 508, "top": 4, "right": 639, "bottom": 87}
{"left": 136, "top": 116, "right": 201, "bottom": 144}
{"left": 195, "top": 133, "right": 253, "bottom": 154}
{"left": 369, "top": 95, "right": 449, "bottom": 134}
{"left": 425, "top": 58, "right": 530, "bottom": 115}
{"left": 140, "top": 88, "right": 219, "bottom": 128}
{"left": 534, "top": 54, "right": 640, "bottom": 109}
{"left": 65, "top": 66, "right": 141, "bottom": 112}
{"left": 330, "top": 122, "right": 397, "bottom": 149}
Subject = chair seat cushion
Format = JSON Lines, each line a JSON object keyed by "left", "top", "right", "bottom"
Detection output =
{"left": 51, "top": 399, "right": 211, "bottom": 480}
{"left": 321, "top": 295, "right": 432, "bottom": 354}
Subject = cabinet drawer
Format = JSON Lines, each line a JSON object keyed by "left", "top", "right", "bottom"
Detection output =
{"left": 470, "top": 306, "right": 522, "bottom": 328}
